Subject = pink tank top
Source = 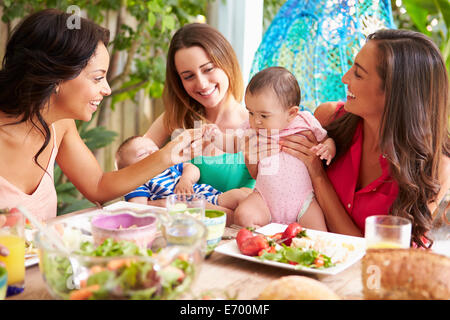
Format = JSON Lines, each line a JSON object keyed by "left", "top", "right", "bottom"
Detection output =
{"left": 0, "top": 125, "right": 58, "bottom": 222}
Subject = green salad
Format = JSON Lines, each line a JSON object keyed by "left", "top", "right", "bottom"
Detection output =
{"left": 257, "top": 244, "right": 335, "bottom": 269}
{"left": 41, "top": 238, "right": 195, "bottom": 300}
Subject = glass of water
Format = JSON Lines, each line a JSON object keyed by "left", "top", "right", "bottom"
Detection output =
{"left": 365, "top": 215, "right": 412, "bottom": 249}
{"left": 166, "top": 194, "right": 205, "bottom": 220}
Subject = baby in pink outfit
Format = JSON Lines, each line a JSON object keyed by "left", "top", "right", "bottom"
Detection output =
{"left": 235, "top": 67, "right": 336, "bottom": 230}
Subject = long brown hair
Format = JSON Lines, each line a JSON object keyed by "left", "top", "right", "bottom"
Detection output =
{"left": 0, "top": 9, "right": 109, "bottom": 171}
{"left": 326, "top": 29, "right": 450, "bottom": 248}
{"left": 163, "top": 23, "right": 243, "bottom": 131}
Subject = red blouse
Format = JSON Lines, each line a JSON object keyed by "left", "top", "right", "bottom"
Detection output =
{"left": 326, "top": 104, "right": 399, "bottom": 233}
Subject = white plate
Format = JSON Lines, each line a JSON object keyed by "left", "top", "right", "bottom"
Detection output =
{"left": 25, "top": 255, "right": 39, "bottom": 268}
{"left": 25, "top": 229, "right": 39, "bottom": 268}
{"left": 104, "top": 201, "right": 166, "bottom": 213}
{"left": 214, "top": 223, "right": 366, "bottom": 276}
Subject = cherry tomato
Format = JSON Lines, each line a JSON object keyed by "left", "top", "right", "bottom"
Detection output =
{"left": 239, "top": 235, "right": 269, "bottom": 256}
{"left": 236, "top": 228, "right": 253, "bottom": 252}
{"left": 269, "top": 232, "right": 284, "bottom": 241}
{"left": 282, "top": 222, "right": 303, "bottom": 246}
{"left": 314, "top": 255, "right": 325, "bottom": 268}
{"left": 257, "top": 246, "right": 276, "bottom": 256}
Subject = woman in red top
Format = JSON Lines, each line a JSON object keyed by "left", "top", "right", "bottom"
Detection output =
{"left": 280, "top": 29, "right": 450, "bottom": 248}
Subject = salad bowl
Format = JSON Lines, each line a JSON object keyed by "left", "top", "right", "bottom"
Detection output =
{"left": 35, "top": 207, "right": 207, "bottom": 300}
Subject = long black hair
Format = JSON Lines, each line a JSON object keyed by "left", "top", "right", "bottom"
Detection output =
{"left": 0, "top": 9, "right": 109, "bottom": 170}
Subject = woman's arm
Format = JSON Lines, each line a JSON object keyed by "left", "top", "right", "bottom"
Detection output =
{"left": 281, "top": 133, "right": 362, "bottom": 236}
{"left": 241, "top": 130, "right": 281, "bottom": 179}
{"left": 280, "top": 102, "right": 363, "bottom": 236}
{"left": 244, "top": 159, "right": 258, "bottom": 180}
{"left": 56, "top": 119, "right": 203, "bottom": 204}
{"left": 241, "top": 134, "right": 258, "bottom": 179}
{"left": 143, "top": 112, "right": 171, "bottom": 148}
{"left": 314, "top": 101, "right": 340, "bottom": 126}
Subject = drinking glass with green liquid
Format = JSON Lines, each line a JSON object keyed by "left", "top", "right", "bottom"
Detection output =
{"left": 166, "top": 194, "right": 205, "bottom": 220}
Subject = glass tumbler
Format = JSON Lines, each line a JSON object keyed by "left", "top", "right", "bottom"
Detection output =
{"left": 365, "top": 215, "right": 412, "bottom": 249}
{"left": 0, "top": 208, "right": 25, "bottom": 296}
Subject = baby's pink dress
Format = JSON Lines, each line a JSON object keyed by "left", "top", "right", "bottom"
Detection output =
{"left": 253, "top": 112, "right": 327, "bottom": 224}
{"left": 0, "top": 125, "right": 58, "bottom": 222}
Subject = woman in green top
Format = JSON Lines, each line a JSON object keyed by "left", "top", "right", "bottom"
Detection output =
{"left": 144, "top": 23, "right": 254, "bottom": 210}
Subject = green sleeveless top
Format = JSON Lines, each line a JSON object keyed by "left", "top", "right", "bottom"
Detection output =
{"left": 190, "top": 152, "right": 256, "bottom": 192}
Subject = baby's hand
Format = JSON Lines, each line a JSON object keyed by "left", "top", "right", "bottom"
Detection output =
{"left": 174, "top": 178, "right": 195, "bottom": 195}
{"left": 203, "top": 124, "right": 221, "bottom": 141}
{"left": 311, "top": 142, "right": 335, "bottom": 166}
{"left": 203, "top": 123, "right": 226, "bottom": 150}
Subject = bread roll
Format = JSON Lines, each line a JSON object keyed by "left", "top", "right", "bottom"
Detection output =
{"left": 258, "top": 275, "right": 340, "bottom": 300}
{"left": 362, "top": 248, "right": 450, "bottom": 300}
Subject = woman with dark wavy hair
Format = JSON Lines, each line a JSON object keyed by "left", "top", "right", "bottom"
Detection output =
{"left": 0, "top": 9, "right": 202, "bottom": 221}
{"left": 280, "top": 29, "right": 450, "bottom": 248}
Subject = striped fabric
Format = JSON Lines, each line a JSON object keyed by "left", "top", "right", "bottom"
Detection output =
{"left": 124, "top": 163, "right": 222, "bottom": 205}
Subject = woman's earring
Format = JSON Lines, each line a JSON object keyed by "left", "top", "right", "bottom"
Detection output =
{"left": 55, "top": 86, "right": 59, "bottom": 94}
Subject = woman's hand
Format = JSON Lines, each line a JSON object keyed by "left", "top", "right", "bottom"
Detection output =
{"left": 203, "top": 124, "right": 221, "bottom": 143}
{"left": 279, "top": 130, "right": 326, "bottom": 179}
{"left": 0, "top": 245, "right": 8, "bottom": 268}
{"left": 242, "top": 129, "right": 280, "bottom": 165}
{"left": 202, "top": 123, "right": 225, "bottom": 152}
{"left": 160, "top": 128, "right": 205, "bottom": 165}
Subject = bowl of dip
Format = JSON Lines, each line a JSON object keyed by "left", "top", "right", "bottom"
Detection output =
{"left": 202, "top": 210, "right": 226, "bottom": 255}
{"left": 91, "top": 212, "right": 157, "bottom": 249}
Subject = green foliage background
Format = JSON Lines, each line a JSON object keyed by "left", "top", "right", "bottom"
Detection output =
{"left": 0, "top": 0, "right": 210, "bottom": 214}
{"left": 1, "top": 0, "right": 448, "bottom": 214}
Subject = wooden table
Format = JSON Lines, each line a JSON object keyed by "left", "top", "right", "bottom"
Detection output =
{"left": 8, "top": 208, "right": 364, "bottom": 300}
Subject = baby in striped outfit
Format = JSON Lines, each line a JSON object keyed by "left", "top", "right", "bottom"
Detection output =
{"left": 115, "top": 136, "right": 245, "bottom": 216}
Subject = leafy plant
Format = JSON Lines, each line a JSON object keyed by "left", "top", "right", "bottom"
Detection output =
{"left": 1, "top": 0, "right": 210, "bottom": 215}
{"left": 393, "top": 0, "right": 450, "bottom": 72}
{"left": 262, "top": 0, "right": 286, "bottom": 32}
{"left": 54, "top": 119, "right": 118, "bottom": 215}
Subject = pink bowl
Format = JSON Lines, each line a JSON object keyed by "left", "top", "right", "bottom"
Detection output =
{"left": 91, "top": 213, "right": 157, "bottom": 248}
